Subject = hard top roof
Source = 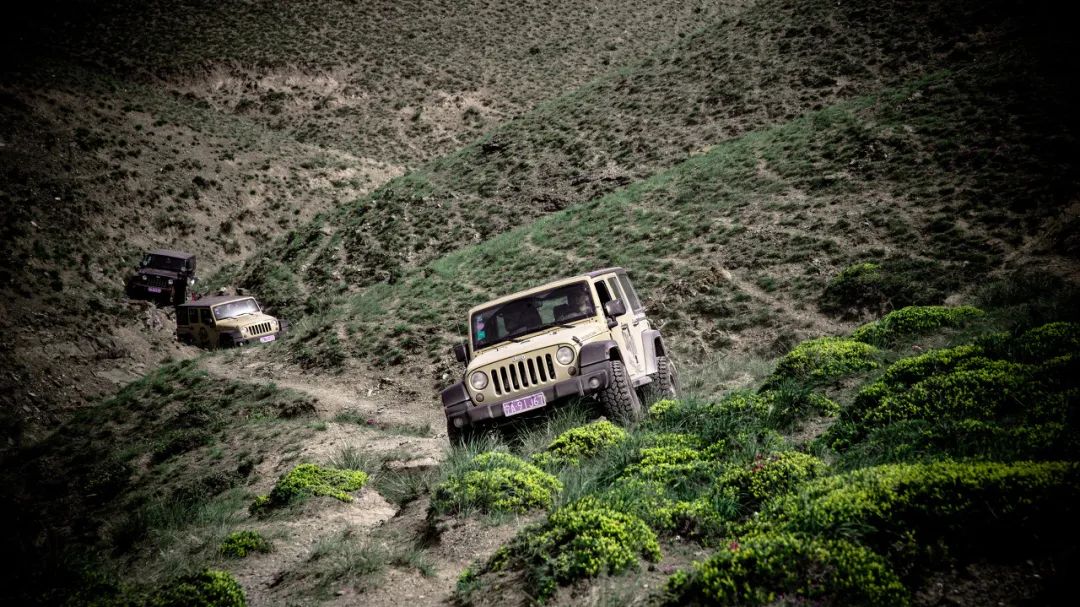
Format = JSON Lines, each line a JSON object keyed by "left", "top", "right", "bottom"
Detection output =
{"left": 585, "top": 267, "right": 625, "bottom": 277}
{"left": 147, "top": 249, "right": 195, "bottom": 259}
{"left": 467, "top": 268, "right": 626, "bottom": 315}
{"left": 177, "top": 295, "right": 256, "bottom": 308}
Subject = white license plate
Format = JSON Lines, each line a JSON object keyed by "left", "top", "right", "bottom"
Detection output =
{"left": 259, "top": 334, "right": 277, "bottom": 343}
{"left": 502, "top": 392, "right": 546, "bottom": 417}
{"left": 148, "top": 287, "right": 162, "bottom": 293}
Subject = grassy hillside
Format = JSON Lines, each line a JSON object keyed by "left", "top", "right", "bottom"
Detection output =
{"left": 245, "top": 39, "right": 1078, "bottom": 387}
{"left": 2, "top": 0, "right": 1078, "bottom": 604}
{"left": 225, "top": 0, "right": 1070, "bottom": 305}
{"left": 0, "top": 0, "right": 733, "bottom": 438}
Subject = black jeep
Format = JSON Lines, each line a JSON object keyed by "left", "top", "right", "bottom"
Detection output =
{"left": 125, "top": 249, "right": 197, "bottom": 305}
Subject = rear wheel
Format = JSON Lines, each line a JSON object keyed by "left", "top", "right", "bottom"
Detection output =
{"left": 654, "top": 355, "right": 680, "bottom": 399}
{"left": 597, "top": 359, "right": 644, "bottom": 424}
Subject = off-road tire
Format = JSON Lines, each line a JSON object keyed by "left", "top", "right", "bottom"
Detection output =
{"left": 654, "top": 356, "right": 679, "bottom": 399}
{"left": 598, "top": 359, "right": 644, "bottom": 424}
{"left": 447, "top": 421, "right": 476, "bottom": 445}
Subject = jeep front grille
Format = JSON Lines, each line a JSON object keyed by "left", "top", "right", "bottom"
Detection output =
{"left": 145, "top": 275, "right": 171, "bottom": 288}
{"left": 244, "top": 322, "right": 273, "bottom": 337}
{"left": 491, "top": 353, "right": 557, "bottom": 396}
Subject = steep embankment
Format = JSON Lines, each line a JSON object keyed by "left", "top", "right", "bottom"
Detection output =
{"left": 227, "top": 0, "right": 1066, "bottom": 305}
{"left": 243, "top": 38, "right": 1078, "bottom": 394}
{"left": 0, "top": 0, "right": 735, "bottom": 441}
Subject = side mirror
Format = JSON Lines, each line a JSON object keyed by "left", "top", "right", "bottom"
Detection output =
{"left": 453, "top": 342, "right": 469, "bottom": 363}
{"left": 603, "top": 299, "right": 627, "bottom": 318}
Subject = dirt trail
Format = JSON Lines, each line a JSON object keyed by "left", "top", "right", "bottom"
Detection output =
{"left": 194, "top": 350, "right": 472, "bottom": 603}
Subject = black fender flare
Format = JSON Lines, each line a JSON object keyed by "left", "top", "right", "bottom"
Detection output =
{"left": 641, "top": 330, "right": 666, "bottom": 375}
{"left": 441, "top": 381, "right": 471, "bottom": 409}
{"left": 580, "top": 339, "right": 621, "bottom": 368}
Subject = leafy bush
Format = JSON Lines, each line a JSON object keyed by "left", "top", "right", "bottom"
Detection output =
{"left": 149, "top": 569, "right": 246, "bottom": 607}
{"left": 532, "top": 420, "right": 628, "bottom": 468}
{"left": 665, "top": 533, "right": 907, "bottom": 607}
{"left": 719, "top": 451, "right": 826, "bottom": 506}
{"left": 251, "top": 463, "right": 368, "bottom": 513}
{"left": 430, "top": 452, "right": 562, "bottom": 515}
{"left": 765, "top": 337, "right": 880, "bottom": 386}
{"left": 982, "top": 321, "right": 1080, "bottom": 363}
{"left": 219, "top": 530, "right": 272, "bottom": 558}
{"left": 819, "top": 259, "right": 959, "bottom": 318}
{"left": 851, "top": 305, "right": 985, "bottom": 345}
{"left": 756, "top": 461, "right": 1080, "bottom": 570}
{"left": 485, "top": 497, "right": 661, "bottom": 600}
{"left": 824, "top": 342, "right": 1076, "bottom": 448}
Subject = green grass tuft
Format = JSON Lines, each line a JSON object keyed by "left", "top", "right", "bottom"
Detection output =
{"left": 430, "top": 451, "right": 562, "bottom": 515}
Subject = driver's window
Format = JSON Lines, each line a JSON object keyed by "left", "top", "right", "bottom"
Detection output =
{"left": 199, "top": 309, "right": 213, "bottom": 325}
{"left": 176, "top": 308, "right": 188, "bottom": 325}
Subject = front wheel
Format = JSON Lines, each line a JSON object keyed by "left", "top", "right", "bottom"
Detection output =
{"left": 597, "top": 359, "right": 644, "bottom": 424}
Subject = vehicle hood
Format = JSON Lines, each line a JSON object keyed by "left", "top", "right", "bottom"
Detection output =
{"left": 468, "top": 321, "right": 608, "bottom": 370}
{"left": 135, "top": 267, "right": 181, "bottom": 279}
{"left": 216, "top": 313, "right": 278, "bottom": 329}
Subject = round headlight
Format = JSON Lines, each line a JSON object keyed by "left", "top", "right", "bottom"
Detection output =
{"left": 167, "top": 279, "right": 174, "bottom": 285}
{"left": 141, "top": 275, "right": 147, "bottom": 280}
{"left": 469, "top": 371, "right": 488, "bottom": 391}
{"left": 556, "top": 346, "right": 575, "bottom": 365}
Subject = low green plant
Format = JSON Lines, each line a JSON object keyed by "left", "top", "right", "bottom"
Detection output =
{"left": 430, "top": 451, "right": 562, "bottom": 515}
{"left": 765, "top": 337, "right": 880, "bottom": 387}
{"left": 150, "top": 569, "right": 246, "bottom": 607}
{"left": 484, "top": 496, "right": 661, "bottom": 601}
{"left": 664, "top": 533, "right": 907, "bottom": 606}
{"left": 532, "top": 420, "right": 628, "bottom": 468}
{"left": 251, "top": 463, "right": 368, "bottom": 513}
{"left": 756, "top": 461, "right": 1080, "bottom": 571}
{"left": 851, "top": 305, "right": 985, "bottom": 345}
{"left": 719, "top": 451, "right": 826, "bottom": 506}
{"left": 219, "top": 530, "right": 272, "bottom": 558}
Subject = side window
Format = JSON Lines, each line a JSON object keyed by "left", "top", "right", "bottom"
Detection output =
{"left": 176, "top": 308, "right": 188, "bottom": 325}
{"left": 199, "top": 309, "right": 214, "bottom": 325}
{"left": 595, "top": 281, "right": 612, "bottom": 306}
{"left": 606, "top": 277, "right": 623, "bottom": 302}
{"left": 617, "top": 273, "right": 643, "bottom": 313}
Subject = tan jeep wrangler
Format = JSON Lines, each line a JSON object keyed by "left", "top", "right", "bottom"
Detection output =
{"left": 176, "top": 295, "right": 286, "bottom": 349}
{"left": 442, "top": 267, "right": 678, "bottom": 442}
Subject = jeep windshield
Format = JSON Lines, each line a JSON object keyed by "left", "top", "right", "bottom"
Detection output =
{"left": 141, "top": 254, "right": 186, "bottom": 272}
{"left": 471, "top": 281, "right": 596, "bottom": 350}
{"left": 212, "top": 298, "right": 261, "bottom": 320}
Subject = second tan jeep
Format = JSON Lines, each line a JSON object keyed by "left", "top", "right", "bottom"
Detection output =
{"left": 176, "top": 295, "right": 286, "bottom": 349}
{"left": 442, "top": 267, "right": 678, "bottom": 442}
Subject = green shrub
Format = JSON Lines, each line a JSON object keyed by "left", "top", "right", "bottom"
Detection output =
{"left": 251, "top": 463, "right": 368, "bottom": 513}
{"left": 602, "top": 476, "right": 737, "bottom": 539}
{"left": 150, "top": 569, "right": 246, "bottom": 607}
{"left": 836, "top": 418, "right": 1079, "bottom": 467}
{"left": 430, "top": 452, "right": 562, "bottom": 515}
{"left": 766, "top": 337, "right": 880, "bottom": 386}
{"left": 719, "top": 451, "right": 826, "bottom": 505}
{"left": 824, "top": 346, "right": 1075, "bottom": 449}
{"left": 486, "top": 497, "right": 661, "bottom": 600}
{"left": 665, "top": 533, "right": 907, "bottom": 606}
{"left": 819, "top": 259, "right": 958, "bottom": 318}
{"left": 984, "top": 321, "right": 1080, "bottom": 363}
{"left": 532, "top": 420, "right": 628, "bottom": 468}
{"left": 757, "top": 461, "right": 1080, "bottom": 570}
{"left": 219, "top": 530, "right": 272, "bottom": 558}
{"left": 624, "top": 444, "right": 724, "bottom": 488}
{"left": 851, "top": 305, "right": 985, "bottom": 345}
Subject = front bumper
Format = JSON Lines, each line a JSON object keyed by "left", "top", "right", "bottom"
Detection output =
{"left": 221, "top": 330, "right": 285, "bottom": 347}
{"left": 444, "top": 360, "right": 612, "bottom": 429}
